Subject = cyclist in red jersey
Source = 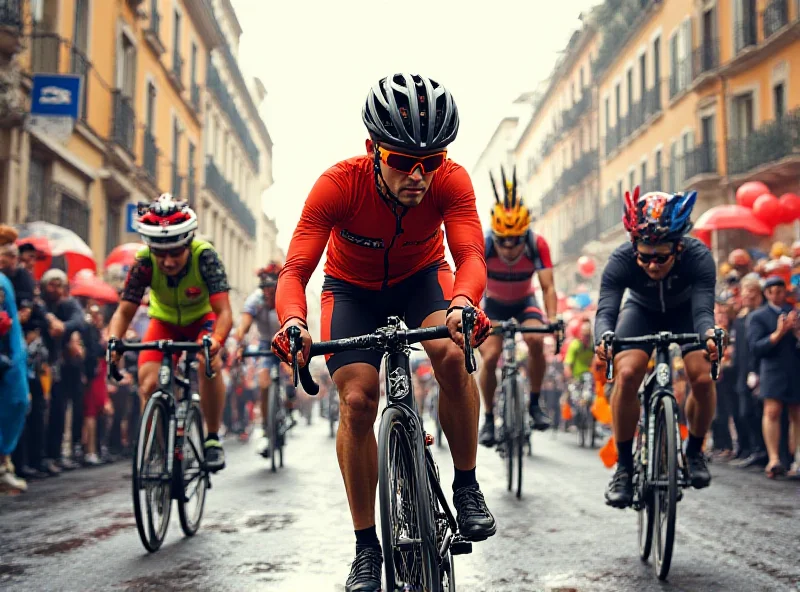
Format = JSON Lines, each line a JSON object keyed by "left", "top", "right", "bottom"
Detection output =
{"left": 271, "top": 74, "right": 493, "bottom": 592}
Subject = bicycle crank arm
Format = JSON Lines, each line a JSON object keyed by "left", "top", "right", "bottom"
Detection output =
{"left": 450, "top": 534, "right": 473, "bottom": 556}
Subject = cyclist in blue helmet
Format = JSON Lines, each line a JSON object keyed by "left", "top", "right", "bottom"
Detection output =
{"left": 594, "top": 187, "right": 721, "bottom": 509}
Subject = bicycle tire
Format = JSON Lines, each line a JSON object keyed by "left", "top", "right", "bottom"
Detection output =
{"left": 132, "top": 395, "right": 171, "bottom": 553}
{"left": 378, "top": 407, "right": 439, "bottom": 591}
{"left": 637, "top": 422, "right": 654, "bottom": 561}
{"left": 514, "top": 377, "right": 524, "bottom": 499}
{"left": 268, "top": 382, "right": 280, "bottom": 473}
{"left": 653, "top": 396, "right": 678, "bottom": 581}
{"left": 502, "top": 382, "right": 513, "bottom": 493}
{"left": 177, "top": 403, "right": 208, "bottom": 537}
{"left": 590, "top": 414, "right": 597, "bottom": 448}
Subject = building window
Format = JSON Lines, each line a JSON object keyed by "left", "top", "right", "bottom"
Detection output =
{"left": 732, "top": 92, "right": 754, "bottom": 138}
{"left": 26, "top": 158, "right": 48, "bottom": 223}
{"left": 653, "top": 35, "right": 661, "bottom": 90}
{"left": 628, "top": 170, "right": 635, "bottom": 192}
{"left": 190, "top": 42, "right": 197, "bottom": 85}
{"left": 172, "top": 118, "right": 182, "bottom": 197}
{"left": 617, "top": 180, "right": 623, "bottom": 201}
{"left": 655, "top": 149, "right": 662, "bottom": 185}
{"left": 145, "top": 82, "right": 156, "bottom": 132}
{"left": 580, "top": 67, "right": 584, "bottom": 89}
{"left": 626, "top": 67, "right": 633, "bottom": 110}
{"left": 106, "top": 206, "right": 121, "bottom": 256}
{"left": 773, "top": 82, "right": 785, "bottom": 120}
{"left": 59, "top": 192, "right": 90, "bottom": 243}
{"left": 604, "top": 97, "right": 610, "bottom": 135}
{"left": 669, "top": 142, "right": 678, "bottom": 192}
{"left": 639, "top": 53, "right": 647, "bottom": 98}
{"left": 640, "top": 161, "right": 647, "bottom": 189}
{"left": 614, "top": 83, "right": 621, "bottom": 121}
{"left": 117, "top": 32, "right": 136, "bottom": 98}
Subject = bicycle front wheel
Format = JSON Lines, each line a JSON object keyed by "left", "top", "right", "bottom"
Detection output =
{"left": 177, "top": 402, "right": 208, "bottom": 537}
{"left": 514, "top": 378, "right": 524, "bottom": 498}
{"left": 268, "top": 383, "right": 280, "bottom": 472}
{"left": 653, "top": 396, "right": 678, "bottom": 580}
{"left": 132, "top": 395, "right": 172, "bottom": 553}
{"left": 637, "top": 423, "right": 654, "bottom": 561}
{"left": 378, "top": 407, "right": 439, "bottom": 591}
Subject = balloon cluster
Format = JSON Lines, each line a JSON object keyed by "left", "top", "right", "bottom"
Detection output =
{"left": 735, "top": 181, "right": 800, "bottom": 228}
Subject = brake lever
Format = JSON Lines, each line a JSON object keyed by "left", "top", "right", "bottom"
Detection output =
{"left": 710, "top": 328, "right": 725, "bottom": 381}
{"left": 602, "top": 331, "right": 615, "bottom": 381}
{"left": 554, "top": 317, "right": 565, "bottom": 355}
{"left": 462, "top": 306, "right": 477, "bottom": 374}
{"left": 106, "top": 338, "right": 123, "bottom": 382}
{"left": 287, "top": 325, "right": 302, "bottom": 387}
{"left": 202, "top": 335, "right": 214, "bottom": 379}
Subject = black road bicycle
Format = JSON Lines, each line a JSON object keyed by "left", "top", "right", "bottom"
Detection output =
{"left": 107, "top": 337, "right": 214, "bottom": 553}
{"left": 287, "top": 311, "right": 481, "bottom": 592}
{"left": 601, "top": 329, "right": 723, "bottom": 581}
{"left": 241, "top": 350, "right": 292, "bottom": 472}
{"left": 569, "top": 372, "right": 597, "bottom": 449}
{"left": 491, "top": 320, "right": 564, "bottom": 499}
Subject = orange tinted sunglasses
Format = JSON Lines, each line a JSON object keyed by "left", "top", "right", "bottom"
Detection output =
{"left": 377, "top": 146, "right": 447, "bottom": 175}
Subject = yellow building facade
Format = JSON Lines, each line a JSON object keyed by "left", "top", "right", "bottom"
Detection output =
{"left": 0, "top": 0, "right": 221, "bottom": 266}
{"left": 507, "top": 0, "right": 800, "bottom": 284}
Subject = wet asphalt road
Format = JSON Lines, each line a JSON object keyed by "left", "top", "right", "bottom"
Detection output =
{"left": 1, "top": 409, "right": 799, "bottom": 592}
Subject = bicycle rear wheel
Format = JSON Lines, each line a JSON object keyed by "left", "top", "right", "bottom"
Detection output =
{"left": 178, "top": 402, "right": 208, "bottom": 537}
{"left": 653, "top": 396, "right": 678, "bottom": 580}
{"left": 132, "top": 395, "right": 172, "bottom": 553}
{"left": 378, "top": 407, "right": 439, "bottom": 591}
{"left": 514, "top": 378, "right": 524, "bottom": 498}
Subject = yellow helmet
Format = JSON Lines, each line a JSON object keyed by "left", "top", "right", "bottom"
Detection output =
{"left": 490, "top": 165, "right": 530, "bottom": 237}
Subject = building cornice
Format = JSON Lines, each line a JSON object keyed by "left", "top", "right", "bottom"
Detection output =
{"left": 185, "top": 0, "right": 225, "bottom": 49}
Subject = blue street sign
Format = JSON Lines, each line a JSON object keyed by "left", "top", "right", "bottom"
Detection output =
{"left": 30, "top": 74, "right": 82, "bottom": 119}
{"left": 125, "top": 203, "right": 138, "bottom": 233}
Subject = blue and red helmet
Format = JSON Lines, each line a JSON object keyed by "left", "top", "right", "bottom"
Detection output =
{"left": 623, "top": 186, "right": 697, "bottom": 245}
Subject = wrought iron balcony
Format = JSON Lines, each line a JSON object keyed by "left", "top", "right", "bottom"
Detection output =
{"left": 683, "top": 143, "right": 718, "bottom": 181}
{"left": 191, "top": 82, "right": 200, "bottom": 112}
{"left": 734, "top": 16, "right": 757, "bottom": 53}
{"left": 763, "top": 0, "right": 789, "bottom": 39}
{"left": 205, "top": 158, "right": 256, "bottom": 237}
{"left": 627, "top": 98, "right": 646, "bottom": 136}
{"left": 727, "top": 108, "right": 800, "bottom": 176}
{"left": 591, "top": 0, "right": 657, "bottom": 78}
{"left": 540, "top": 130, "right": 560, "bottom": 159}
{"left": 605, "top": 123, "right": 622, "bottom": 157}
{"left": 111, "top": 90, "right": 135, "bottom": 154}
{"left": 692, "top": 38, "right": 719, "bottom": 79}
{"left": 70, "top": 46, "right": 90, "bottom": 120}
{"left": 562, "top": 215, "right": 601, "bottom": 258}
{"left": 171, "top": 171, "right": 184, "bottom": 200}
{"left": 560, "top": 91, "right": 592, "bottom": 134}
{"left": 187, "top": 168, "right": 196, "bottom": 206}
{"left": 640, "top": 171, "right": 663, "bottom": 195}
{"left": 144, "top": 9, "right": 165, "bottom": 55}
{"left": 29, "top": 33, "right": 60, "bottom": 74}
{"left": 598, "top": 197, "right": 622, "bottom": 235}
{"left": 207, "top": 63, "right": 260, "bottom": 171}
{"left": 559, "top": 150, "right": 599, "bottom": 192}
{"left": 170, "top": 53, "right": 184, "bottom": 89}
{"left": 644, "top": 81, "right": 662, "bottom": 118}
{"left": 143, "top": 131, "right": 158, "bottom": 182}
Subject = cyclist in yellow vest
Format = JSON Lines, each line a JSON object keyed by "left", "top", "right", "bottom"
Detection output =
{"left": 108, "top": 194, "right": 233, "bottom": 471}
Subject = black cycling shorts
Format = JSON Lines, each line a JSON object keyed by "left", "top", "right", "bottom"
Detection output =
{"left": 482, "top": 294, "right": 544, "bottom": 324}
{"left": 321, "top": 263, "right": 453, "bottom": 376}
{"left": 615, "top": 299, "right": 704, "bottom": 356}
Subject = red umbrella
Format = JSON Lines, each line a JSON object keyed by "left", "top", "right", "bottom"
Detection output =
{"left": 104, "top": 242, "right": 143, "bottom": 269}
{"left": 70, "top": 270, "right": 119, "bottom": 304}
{"left": 15, "top": 221, "right": 96, "bottom": 280}
{"left": 693, "top": 204, "right": 773, "bottom": 235}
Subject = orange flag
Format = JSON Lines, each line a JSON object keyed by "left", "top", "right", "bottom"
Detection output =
{"left": 591, "top": 393, "right": 613, "bottom": 425}
{"left": 679, "top": 423, "right": 688, "bottom": 441}
{"left": 561, "top": 400, "right": 573, "bottom": 421}
{"left": 600, "top": 435, "right": 618, "bottom": 468}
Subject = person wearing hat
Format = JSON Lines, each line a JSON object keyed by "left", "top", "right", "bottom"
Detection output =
{"left": 747, "top": 275, "right": 800, "bottom": 478}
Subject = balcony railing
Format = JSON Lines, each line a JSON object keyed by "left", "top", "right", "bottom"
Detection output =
{"left": 734, "top": 16, "right": 758, "bottom": 53}
{"left": 560, "top": 91, "right": 592, "bottom": 133}
{"left": 171, "top": 53, "right": 183, "bottom": 88}
{"left": 763, "top": 0, "right": 789, "bottom": 39}
{"left": 644, "top": 81, "right": 662, "bottom": 118}
{"left": 683, "top": 143, "right": 718, "bottom": 181}
{"left": 205, "top": 158, "right": 256, "bottom": 237}
{"left": 207, "top": 63, "right": 260, "bottom": 171}
{"left": 598, "top": 197, "right": 622, "bottom": 235}
{"left": 628, "top": 98, "right": 646, "bottom": 136}
{"left": 539, "top": 185, "right": 560, "bottom": 217}
{"left": 592, "top": 0, "right": 657, "bottom": 79}
{"left": 560, "top": 150, "right": 599, "bottom": 192}
{"left": 191, "top": 81, "right": 200, "bottom": 111}
{"left": 143, "top": 130, "right": 158, "bottom": 181}
{"left": 540, "top": 130, "right": 560, "bottom": 159}
{"left": 111, "top": 90, "right": 135, "bottom": 154}
{"left": 144, "top": 9, "right": 165, "bottom": 55}
{"left": 727, "top": 108, "right": 800, "bottom": 176}
{"left": 692, "top": 38, "right": 719, "bottom": 79}
{"left": 669, "top": 58, "right": 691, "bottom": 99}
{"left": 605, "top": 123, "right": 622, "bottom": 156}
{"left": 29, "top": 32, "right": 60, "bottom": 74}
{"left": 70, "top": 46, "right": 90, "bottom": 120}
{"left": 187, "top": 168, "right": 196, "bottom": 206}
{"left": 0, "top": 0, "right": 22, "bottom": 28}
{"left": 562, "top": 213, "right": 602, "bottom": 258}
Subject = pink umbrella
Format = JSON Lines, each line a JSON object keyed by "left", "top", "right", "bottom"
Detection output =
{"left": 70, "top": 270, "right": 119, "bottom": 304}
{"left": 693, "top": 204, "right": 774, "bottom": 235}
{"left": 104, "top": 242, "right": 143, "bottom": 269}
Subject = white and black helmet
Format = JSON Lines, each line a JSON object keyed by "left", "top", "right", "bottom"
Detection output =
{"left": 362, "top": 73, "right": 459, "bottom": 152}
{"left": 136, "top": 193, "right": 198, "bottom": 249}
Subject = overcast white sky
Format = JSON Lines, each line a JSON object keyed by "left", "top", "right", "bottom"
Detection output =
{"left": 232, "top": 0, "right": 597, "bottom": 294}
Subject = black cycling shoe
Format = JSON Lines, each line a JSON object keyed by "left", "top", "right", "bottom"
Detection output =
{"left": 605, "top": 465, "right": 633, "bottom": 508}
{"left": 453, "top": 484, "right": 497, "bottom": 541}
{"left": 204, "top": 440, "right": 226, "bottom": 472}
{"left": 529, "top": 405, "right": 551, "bottom": 431}
{"left": 687, "top": 454, "right": 711, "bottom": 489}
{"left": 478, "top": 421, "right": 495, "bottom": 447}
{"left": 345, "top": 547, "right": 382, "bottom": 592}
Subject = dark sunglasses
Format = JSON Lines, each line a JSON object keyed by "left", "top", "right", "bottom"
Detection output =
{"left": 494, "top": 235, "right": 525, "bottom": 248}
{"left": 636, "top": 250, "right": 674, "bottom": 265}
{"left": 377, "top": 146, "right": 447, "bottom": 175}
{"left": 151, "top": 246, "right": 188, "bottom": 258}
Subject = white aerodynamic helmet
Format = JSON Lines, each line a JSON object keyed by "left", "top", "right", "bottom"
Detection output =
{"left": 136, "top": 193, "right": 198, "bottom": 249}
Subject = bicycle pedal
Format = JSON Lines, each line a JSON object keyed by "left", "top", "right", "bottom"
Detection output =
{"left": 450, "top": 537, "right": 472, "bottom": 556}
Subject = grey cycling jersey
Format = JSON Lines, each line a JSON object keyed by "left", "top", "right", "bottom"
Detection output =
{"left": 243, "top": 289, "right": 280, "bottom": 343}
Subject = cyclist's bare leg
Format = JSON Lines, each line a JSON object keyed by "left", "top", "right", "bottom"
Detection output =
{"left": 610, "top": 350, "right": 650, "bottom": 442}
{"left": 137, "top": 362, "right": 160, "bottom": 410}
{"left": 333, "top": 363, "right": 380, "bottom": 530}
{"left": 422, "top": 311, "right": 479, "bottom": 471}
{"left": 197, "top": 352, "right": 225, "bottom": 433}
{"left": 522, "top": 318, "right": 545, "bottom": 391}
{"left": 477, "top": 334, "right": 502, "bottom": 413}
{"left": 682, "top": 349, "right": 715, "bottom": 441}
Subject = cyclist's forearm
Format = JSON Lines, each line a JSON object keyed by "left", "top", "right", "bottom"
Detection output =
{"left": 542, "top": 284, "right": 557, "bottom": 321}
{"left": 108, "top": 301, "right": 138, "bottom": 339}
{"left": 211, "top": 296, "right": 234, "bottom": 343}
{"left": 234, "top": 313, "right": 254, "bottom": 343}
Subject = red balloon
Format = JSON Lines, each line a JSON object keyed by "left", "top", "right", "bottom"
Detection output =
{"left": 779, "top": 193, "right": 800, "bottom": 223}
{"left": 736, "top": 181, "right": 770, "bottom": 209}
{"left": 566, "top": 317, "right": 584, "bottom": 339}
{"left": 752, "top": 193, "right": 784, "bottom": 227}
{"left": 577, "top": 255, "right": 596, "bottom": 278}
